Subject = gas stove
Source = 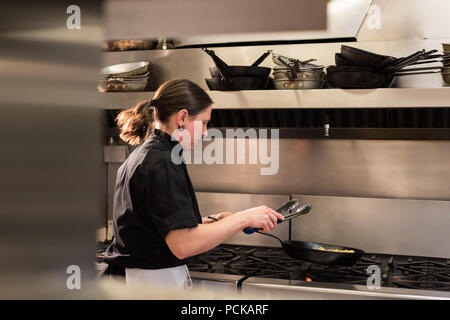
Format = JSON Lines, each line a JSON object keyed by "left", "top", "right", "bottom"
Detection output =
{"left": 187, "top": 244, "right": 450, "bottom": 299}
{"left": 95, "top": 241, "right": 450, "bottom": 299}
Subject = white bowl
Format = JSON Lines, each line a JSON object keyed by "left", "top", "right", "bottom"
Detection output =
{"left": 99, "top": 61, "right": 150, "bottom": 77}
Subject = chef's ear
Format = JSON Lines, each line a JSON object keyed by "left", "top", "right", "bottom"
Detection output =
{"left": 176, "top": 109, "right": 188, "bottom": 125}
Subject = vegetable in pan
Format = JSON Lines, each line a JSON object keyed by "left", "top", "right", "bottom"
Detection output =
{"left": 317, "top": 246, "right": 355, "bottom": 253}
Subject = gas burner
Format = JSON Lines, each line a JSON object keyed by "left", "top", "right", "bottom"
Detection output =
{"left": 189, "top": 244, "right": 308, "bottom": 278}
{"left": 304, "top": 254, "right": 390, "bottom": 286}
{"left": 187, "top": 244, "right": 450, "bottom": 292}
{"left": 388, "top": 256, "right": 450, "bottom": 291}
{"left": 189, "top": 246, "right": 244, "bottom": 275}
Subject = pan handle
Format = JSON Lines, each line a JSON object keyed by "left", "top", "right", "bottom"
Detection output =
{"left": 394, "top": 70, "right": 441, "bottom": 76}
{"left": 272, "top": 54, "right": 298, "bottom": 79}
{"left": 243, "top": 219, "right": 284, "bottom": 234}
{"left": 251, "top": 50, "right": 273, "bottom": 67}
{"left": 384, "top": 49, "right": 426, "bottom": 73}
{"left": 255, "top": 230, "right": 284, "bottom": 246}
{"left": 202, "top": 47, "right": 233, "bottom": 89}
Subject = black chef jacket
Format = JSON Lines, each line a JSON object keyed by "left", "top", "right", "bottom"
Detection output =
{"left": 103, "top": 128, "right": 202, "bottom": 270}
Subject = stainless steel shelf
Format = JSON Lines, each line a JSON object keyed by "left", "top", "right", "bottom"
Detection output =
{"left": 102, "top": 88, "right": 450, "bottom": 109}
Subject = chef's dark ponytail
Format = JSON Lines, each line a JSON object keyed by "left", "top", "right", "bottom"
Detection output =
{"left": 116, "top": 79, "right": 213, "bottom": 145}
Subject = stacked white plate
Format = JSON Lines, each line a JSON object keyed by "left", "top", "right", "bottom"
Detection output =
{"left": 98, "top": 61, "right": 150, "bottom": 92}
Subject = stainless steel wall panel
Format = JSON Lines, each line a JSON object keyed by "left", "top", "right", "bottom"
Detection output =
{"left": 291, "top": 195, "right": 450, "bottom": 258}
{"left": 188, "top": 138, "right": 450, "bottom": 201}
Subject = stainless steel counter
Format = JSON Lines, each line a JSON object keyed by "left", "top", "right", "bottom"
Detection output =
{"left": 189, "top": 272, "right": 243, "bottom": 297}
{"left": 189, "top": 271, "right": 450, "bottom": 300}
{"left": 241, "top": 277, "right": 450, "bottom": 300}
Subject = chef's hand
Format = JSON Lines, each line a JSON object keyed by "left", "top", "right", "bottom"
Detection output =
{"left": 236, "top": 206, "right": 284, "bottom": 233}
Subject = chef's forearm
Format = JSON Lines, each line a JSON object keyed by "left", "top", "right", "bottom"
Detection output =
{"left": 165, "top": 212, "right": 247, "bottom": 260}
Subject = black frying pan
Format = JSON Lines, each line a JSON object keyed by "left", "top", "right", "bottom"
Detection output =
{"left": 326, "top": 65, "right": 394, "bottom": 89}
{"left": 208, "top": 200, "right": 363, "bottom": 266}
{"left": 258, "top": 232, "right": 365, "bottom": 266}
{"left": 203, "top": 47, "right": 272, "bottom": 78}
{"left": 209, "top": 66, "right": 272, "bottom": 79}
{"left": 205, "top": 76, "right": 269, "bottom": 91}
{"left": 340, "top": 45, "right": 392, "bottom": 68}
{"left": 335, "top": 53, "right": 353, "bottom": 66}
{"left": 202, "top": 48, "right": 271, "bottom": 90}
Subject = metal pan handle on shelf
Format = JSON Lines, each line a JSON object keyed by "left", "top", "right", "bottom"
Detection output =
{"left": 251, "top": 50, "right": 273, "bottom": 67}
{"left": 384, "top": 49, "right": 427, "bottom": 73}
{"left": 394, "top": 70, "right": 441, "bottom": 76}
{"left": 202, "top": 47, "right": 233, "bottom": 89}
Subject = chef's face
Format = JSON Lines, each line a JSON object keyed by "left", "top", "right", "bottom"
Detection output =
{"left": 177, "top": 105, "right": 212, "bottom": 150}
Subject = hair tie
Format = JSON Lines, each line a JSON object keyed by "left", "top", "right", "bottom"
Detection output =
{"left": 149, "top": 98, "right": 158, "bottom": 106}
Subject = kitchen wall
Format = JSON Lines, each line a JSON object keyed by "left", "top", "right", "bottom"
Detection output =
{"left": 358, "top": 0, "right": 450, "bottom": 42}
{"left": 188, "top": 138, "right": 450, "bottom": 201}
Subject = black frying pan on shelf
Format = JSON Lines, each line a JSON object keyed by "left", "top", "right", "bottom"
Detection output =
{"left": 340, "top": 45, "right": 392, "bottom": 68}
{"left": 325, "top": 63, "right": 441, "bottom": 89}
{"left": 338, "top": 46, "right": 442, "bottom": 73}
{"left": 325, "top": 65, "right": 394, "bottom": 89}
{"left": 202, "top": 48, "right": 271, "bottom": 90}
{"left": 205, "top": 77, "right": 269, "bottom": 91}
{"left": 203, "top": 47, "right": 272, "bottom": 78}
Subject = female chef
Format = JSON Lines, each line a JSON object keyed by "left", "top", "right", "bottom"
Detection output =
{"left": 103, "top": 79, "right": 283, "bottom": 289}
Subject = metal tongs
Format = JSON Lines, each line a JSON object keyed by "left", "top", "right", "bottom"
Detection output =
{"left": 272, "top": 53, "right": 323, "bottom": 80}
{"left": 272, "top": 53, "right": 317, "bottom": 68}
{"left": 277, "top": 199, "right": 312, "bottom": 220}
{"left": 243, "top": 199, "right": 312, "bottom": 234}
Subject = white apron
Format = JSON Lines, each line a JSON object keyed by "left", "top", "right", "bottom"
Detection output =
{"left": 125, "top": 264, "right": 193, "bottom": 290}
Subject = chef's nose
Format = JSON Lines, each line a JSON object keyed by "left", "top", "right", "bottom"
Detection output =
{"left": 202, "top": 126, "right": 208, "bottom": 138}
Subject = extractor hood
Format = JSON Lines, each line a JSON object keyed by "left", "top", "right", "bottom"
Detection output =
{"left": 104, "top": 0, "right": 450, "bottom": 47}
{"left": 172, "top": 0, "right": 373, "bottom": 47}
{"left": 104, "top": 0, "right": 370, "bottom": 46}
